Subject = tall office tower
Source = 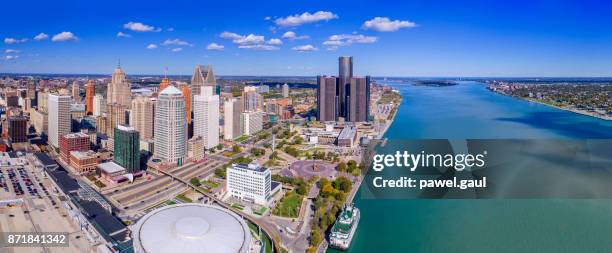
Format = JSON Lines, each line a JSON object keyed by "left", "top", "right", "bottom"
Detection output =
{"left": 38, "top": 91, "right": 48, "bottom": 112}
{"left": 85, "top": 80, "right": 94, "bottom": 114}
{"left": 194, "top": 86, "right": 219, "bottom": 149}
{"left": 27, "top": 81, "right": 36, "bottom": 99}
{"left": 241, "top": 111, "right": 263, "bottom": 136}
{"left": 154, "top": 86, "right": 187, "bottom": 165}
{"left": 48, "top": 94, "right": 71, "bottom": 148}
{"left": 107, "top": 65, "right": 132, "bottom": 108}
{"left": 243, "top": 86, "right": 263, "bottom": 112}
{"left": 159, "top": 77, "right": 170, "bottom": 92}
{"left": 338, "top": 56, "right": 353, "bottom": 118}
{"left": 191, "top": 64, "right": 216, "bottom": 97}
{"left": 348, "top": 76, "right": 371, "bottom": 122}
{"left": 224, "top": 97, "right": 243, "bottom": 140}
{"left": 8, "top": 116, "right": 27, "bottom": 143}
{"left": 114, "top": 125, "right": 140, "bottom": 173}
{"left": 282, "top": 83, "right": 290, "bottom": 98}
{"left": 106, "top": 104, "right": 128, "bottom": 137}
{"left": 71, "top": 81, "right": 80, "bottom": 101}
{"left": 180, "top": 84, "right": 192, "bottom": 124}
{"left": 92, "top": 94, "right": 106, "bottom": 116}
{"left": 316, "top": 76, "right": 338, "bottom": 121}
{"left": 131, "top": 96, "right": 156, "bottom": 140}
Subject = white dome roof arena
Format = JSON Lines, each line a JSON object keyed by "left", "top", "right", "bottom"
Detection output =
{"left": 133, "top": 203, "right": 252, "bottom": 253}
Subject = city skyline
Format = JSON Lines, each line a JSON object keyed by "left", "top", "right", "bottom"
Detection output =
{"left": 2, "top": 0, "right": 612, "bottom": 77}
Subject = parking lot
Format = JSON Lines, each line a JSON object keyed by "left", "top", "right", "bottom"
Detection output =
{"left": 0, "top": 156, "right": 92, "bottom": 253}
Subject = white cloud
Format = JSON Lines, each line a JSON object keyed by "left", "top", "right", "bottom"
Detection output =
{"left": 206, "top": 43, "right": 224, "bottom": 51}
{"left": 52, "top": 32, "right": 78, "bottom": 42}
{"left": 238, "top": 44, "right": 279, "bottom": 51}
{"left": 220, "top": 31, "right": 243, "bottom": 40}
{"left": 33, "top": 33, "right": 49, "bottom": 41}
{"left": 267, "top": 38, "right": 283, "bottom": 45}
{"left": 234, "top": 34, "right": 265, "bottom": 45}
{"left": 264, "top": 16, "right": 272, "bottom": 21}
{"left": 146, "top": 44, "right": 158, "bottom": 49}
{"left": 322, "top": 34, "right": 377, "bottom": 49}
{"left": 275, "top": 11, "right": 338, "bottom": 27}
{"left": 123, "top": 22, "right": 161, "bottom": 32}
{"left": 4, "top": 38, "right": 28, "bottom": 44}
{"left": 4, "top": 55, "right": 19, "bottom": 60}
{"left": 162, "top": 38, "right": 193, "bottom": 47}
{"left": 362, "top": 17, "right": 417, "bottom": 32}
{"left": 292, "top": 44, "right": 318, "bottom": 52}
{"left": 166, "top": 27, "right": 174, "bottom": 32}
{"left": 281, "top": 31, "right": 309, "bottom": 40}
{"left": 171, "top": 47, "right": 183, "bottom": 52}
{"left": 5, "top": 49, "right": 20, "bottom": 54}
{"left": 116, "top": 32, "right": 131, "bottom": 38}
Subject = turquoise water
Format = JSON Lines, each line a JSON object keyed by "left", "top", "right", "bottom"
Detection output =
{"left": 329, "top": 81, "right": 612, "bottom": 253}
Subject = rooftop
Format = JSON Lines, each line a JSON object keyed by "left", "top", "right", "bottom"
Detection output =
{"left": 232, "top": 163, "right": 268, "bottom": 173}
{"left": 63, "top": 132, "right": 90, "bottom": 139}
{"left": 97, "top": 162, "right": 126, "bottom": 174}
{"left": 338, "top": 126, "right": 357, "bottom": 140}
{"left": 159, "top": 85, "right": 183, "bottom": 96}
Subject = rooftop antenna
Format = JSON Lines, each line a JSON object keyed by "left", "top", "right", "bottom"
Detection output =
{"left": 164, "top": 67, "right": 168, "bottom": 79}
{"left": 117, "top": 58, "right": 121, "bottom": 68}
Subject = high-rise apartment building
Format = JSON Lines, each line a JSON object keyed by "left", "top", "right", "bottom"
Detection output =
{"left": 48, "top": 94, "right": 71, "bottom": 148}
{"left": 348, "top": 76, "right": 371, "bottom": 122}
{"left": 38, "top": 90, "right": 48, "bottom": 112}
{"left": 72, "top": 81, "right": 80, "bottom": 101}
{"left": 86, "top": 80, "right": 94, "bottom": 114}
{"left": 180, "top": 84, "right": 192, "bottom": 124}
{"left": 224, "top": 97, "right": 243, "bottom": 140}
{"left": 243, "top": 86, "right": 263, "bottom": 112}
{"left": 107, "top": 66, "right": 131, "bottom": 108}
{"left": 194, "top": 86, "right": 219, "bottom": 149}
{"left": 241, "top": 111, "right": 263, "bottom": 136}
{"left": 154, "top": 86, "right": 187, "bottom": 165}
{"left": 114, "top": 125, "right": 140, "bottom": 173}
{"left": 131, "top": 96, "right": 155, "bottom": 140}
{"left": 316, "top": 76, "right": 338, "bottom": 122}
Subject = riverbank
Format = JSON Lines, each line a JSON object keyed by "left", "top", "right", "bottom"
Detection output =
{"left": 489, "top": 88, "right": 612, "bottom": 121}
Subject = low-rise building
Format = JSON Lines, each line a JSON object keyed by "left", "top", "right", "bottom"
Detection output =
{"left": 337, "top": 126, "right": 357, "bottom": 147}
{"left": 60, "top": 132, "right": 91, "bottom": 162}
{"left": 226, "top": 163, "right": 271, "bottom": 206}
{"left": 69, "top": 150, "right": 99, "bottom": 175}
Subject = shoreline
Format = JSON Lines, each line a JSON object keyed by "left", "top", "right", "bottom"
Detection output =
{"left": 489, "top": 89, "right": 612, "bottom": 121}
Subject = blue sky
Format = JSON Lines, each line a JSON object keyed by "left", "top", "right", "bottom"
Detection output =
{"left": 1, "top": 0, "right": 612, "bottom": 77}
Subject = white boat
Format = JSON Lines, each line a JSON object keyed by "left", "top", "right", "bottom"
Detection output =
{"left": 329, "top": 203, "right": 360, "bottom": 250}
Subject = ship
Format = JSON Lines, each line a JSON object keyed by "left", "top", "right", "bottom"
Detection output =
{"left": 329, "top": 203, "right": 360, "bottom": 250}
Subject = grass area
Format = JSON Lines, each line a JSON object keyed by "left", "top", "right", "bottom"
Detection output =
{"left": 235, "top": 135, "right": 249, "bottom": 143}
{"left": 272, "top": 191, "right": 302, "bottom": 218}
{"left": 252, "top": 206, "right": 267, "bottom": 216}
{"left": 247, "top": 220, "right": 259, "bottom": 235}
{"left": 176, "top": 193, "right": 193, "bottom": 203}
{"left": 202, "top": 180, "right": 220, "bottom": 188}
{"left": 231, "top": 203, "right": 245, "bottom": 210}
{"left": 166, "top": 200, "right": 177, "bottom": 205}
{"left": 263, "top": 233, "right": 273, "bottom": 253}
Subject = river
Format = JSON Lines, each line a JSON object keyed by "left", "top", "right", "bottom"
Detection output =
{"left": 329, "top": 81, "right": 612, "bottom": 253}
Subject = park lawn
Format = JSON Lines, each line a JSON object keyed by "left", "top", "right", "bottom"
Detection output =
{"left": 273, "top": 191, "right": 302, "bottom": 218}
{"left": 235, "top": 135, "right": 249, "bottom": 143}
{"left": 202, "top": 180, "right": 220, "bottom": 188}
{"left": 176, "top": 194, "right": 193, "bottom": 203}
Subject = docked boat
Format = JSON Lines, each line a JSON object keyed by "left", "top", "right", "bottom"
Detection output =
{"left": 329, "top": 203, "right": 360, "bottom": 250}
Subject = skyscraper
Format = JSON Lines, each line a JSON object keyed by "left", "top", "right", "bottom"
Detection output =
{"left": 194, "top": 86, "right": 219, "bottom": 149}
{"left": 93, "top": 94, "right": 106, "bottom": 116}
{"left": 348, "top": 76, "right": 371, "bottom": 122}
{"left": 131, "top": 96, "right": 156, "bottom": 140}
{"left": 180, "top": 84, "right": 192, "bottom": 124}
{"left": 8, "top": 116, "right": 27, "bottom": 143}
{"left": 107, "top": 65, "right": 132, "bottom": 108}
{"left": 191, "top": 64, "right": 216, "bottom": 97}
{"left": 338, "top": 56, "right": 353, "bottom": 118}
{"left": 85, "top": 80, "right": 94, "bottom": 115}
{"left": 106, "top": 104, "right": 128, "bottom": 137}
{"left": 72, "top": 81, "right": 80, "bottom": 101}
{"left": 48, "top": 94, "right": 71, "bottom": 148}
{"left": 316, "top": 76, "right": 338, "bottom": 122}
{"left": 114, "top": 125, "right": 140, "bottom": 173}
{"left": 154, "top": 85, "right": 187, "bottom": 165}
{"left": 241, "top": 111, "right": 263, "bottom": 136}
{"left": 224, "top": 97, "right": 243, "bottom": 140}
{"left": 282, "top": 83, "right": 289, "bottom": 98}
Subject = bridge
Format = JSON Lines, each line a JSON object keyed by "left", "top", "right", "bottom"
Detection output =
{"left": 157, "top": 168, "right": 283, "bottom": 253}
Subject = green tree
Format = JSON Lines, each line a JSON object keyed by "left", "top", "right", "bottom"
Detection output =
{"left": 190, "top": 177, "right": 200, "bottom": 186}
{"left": 232, "top": 145, "right": 242, "bottom": 153}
